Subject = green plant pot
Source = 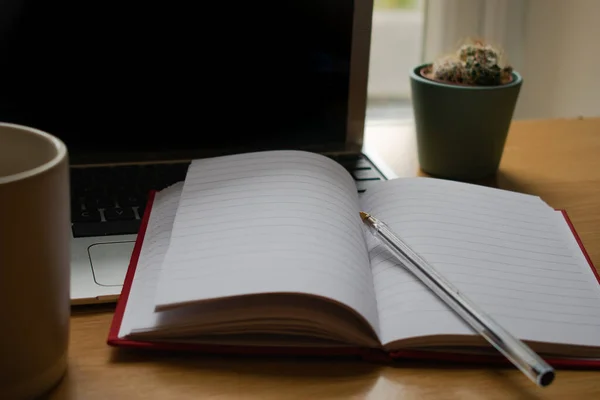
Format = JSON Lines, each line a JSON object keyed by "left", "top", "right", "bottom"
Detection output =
{"left": 409, "top": 63, "right": 523, "bottom": 181}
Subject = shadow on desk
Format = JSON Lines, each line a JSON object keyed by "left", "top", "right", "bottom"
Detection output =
{"left": 62, "top": 305, "right": 553, "bottom": 399}
{"left": 71, "top": 303, "right": 117, "bottom": 315}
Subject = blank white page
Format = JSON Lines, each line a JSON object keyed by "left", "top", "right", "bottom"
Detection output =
{"left": 154, "top": 150, "right": 380, "bottom": 336}
{"left": 118, "top": 182, "right": 184, "bottom": 338}
{"left": 359, "top": 177, "right": 600, "bottom": 347}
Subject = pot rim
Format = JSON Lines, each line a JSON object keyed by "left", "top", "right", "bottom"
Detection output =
{"left": 411, "top": 63, "right": 522, "bottom": 90}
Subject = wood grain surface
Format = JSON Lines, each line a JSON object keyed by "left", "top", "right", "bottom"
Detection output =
{"left": 47, "top": 118, "right": 600, "bottom": 399}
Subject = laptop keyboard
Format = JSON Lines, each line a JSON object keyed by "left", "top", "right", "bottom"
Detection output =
{"left": 70, "top": 154, "right": 385, "bottom": 238}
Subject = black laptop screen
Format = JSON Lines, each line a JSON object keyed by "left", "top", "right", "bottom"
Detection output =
{"left": 0, "top": 1, "right": 354, "bottom": 156}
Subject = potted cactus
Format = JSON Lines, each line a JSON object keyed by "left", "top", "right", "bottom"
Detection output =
{"left": 410, "top": 39, "right": 522, "bottom": 181}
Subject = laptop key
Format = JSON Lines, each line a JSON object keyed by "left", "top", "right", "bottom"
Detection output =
{"left": 72, "top": 208, "right": 101, "bottom": 223}
{"left": 118, "top": 193, "right": 144, "bottom": 208}
{"left": 104, "top": 207, "right": 136, "bottom": 221}
{"left": 99, "top": 196, "right": 117, "bottom": 209}
{"left": 352, "top": 169, "right": 382, "bottom": 180}
{"left": 335, "top": 154, "right": 361, "bottom": 162}
{"left": 345, "top": 158, "right": 372, "bottom": 170}
{"left": 72, "top": 220, "right": 141, "bottom": 237}
{"left": 356, "top": 179, "right": 381, "bottom": 192}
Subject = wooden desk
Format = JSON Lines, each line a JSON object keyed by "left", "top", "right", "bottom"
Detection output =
{"left": 50, "top": 118, "right": 600, "bottom": 399}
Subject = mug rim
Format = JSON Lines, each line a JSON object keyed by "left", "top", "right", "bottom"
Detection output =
{"left": 0, "top": 122, "right": 68, "bottom": 185}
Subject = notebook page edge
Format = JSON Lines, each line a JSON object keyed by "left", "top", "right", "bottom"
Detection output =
{"left": 118, "top": 182, "right": 184, "bottom": 338}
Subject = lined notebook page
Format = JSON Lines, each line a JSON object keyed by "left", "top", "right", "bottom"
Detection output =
{"left": 154, "top": 150, "right": 380, "bottom": 336}
{"left": 359, "top": 177, "right": 600, "bottom": 347}
{"left": 118, "top": 182, "right": 184, "bottom": 338}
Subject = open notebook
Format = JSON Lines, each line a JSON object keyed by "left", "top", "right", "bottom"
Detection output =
{"left": 108, "top": 150, "right": 600, "bottom": 367}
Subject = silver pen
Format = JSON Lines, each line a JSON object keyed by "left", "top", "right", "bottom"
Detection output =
{"left": 360, "top": 212, "right": 555, "bottom": 387}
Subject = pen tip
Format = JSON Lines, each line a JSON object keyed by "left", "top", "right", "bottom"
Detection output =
{"left": 359, "top": 212, "right": 370, "bottom": 221}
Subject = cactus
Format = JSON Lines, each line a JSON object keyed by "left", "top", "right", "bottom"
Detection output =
{"left": 428, "top": 40, "right": 513, "bottom": 86}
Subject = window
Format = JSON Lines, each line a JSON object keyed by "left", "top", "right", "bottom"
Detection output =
{"left": 367, "top": 0, "right": 425, "bottom": 120}
{"left": 368, "top": 0, "right": 424, "bottom": 99}
{"left": 366, "top": 0, "right": 600, "bottom": 121}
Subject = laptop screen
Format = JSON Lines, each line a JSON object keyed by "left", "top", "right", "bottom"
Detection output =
{"left": 0, "top": 1, "right": 355, "bottom": 157}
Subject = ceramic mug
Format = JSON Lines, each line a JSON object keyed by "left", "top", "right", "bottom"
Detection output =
{"left": 0, "top": 123, "right": 70, "bottom": 399}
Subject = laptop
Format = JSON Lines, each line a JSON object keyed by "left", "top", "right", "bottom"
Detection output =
{"left": 0, "top": 0, "right": 388, "bottom": 304}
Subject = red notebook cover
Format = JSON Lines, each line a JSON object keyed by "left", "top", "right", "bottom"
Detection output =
{"left": 107, "top": 192, "right": 600, "bottom": 368}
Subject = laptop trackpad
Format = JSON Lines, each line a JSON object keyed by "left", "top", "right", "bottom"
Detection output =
{"left": 88, "top": 241, "right": 135, "bottom": 286}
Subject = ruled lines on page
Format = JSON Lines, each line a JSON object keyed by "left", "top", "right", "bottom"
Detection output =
{"left": 360, "top": 178, "right": 600, "bottom": 347}
{"left": 118, "top": 182, "right": 184, "bottom": 338}
{"left": 154, "top": 151, "right": 381, "bottom": 336}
